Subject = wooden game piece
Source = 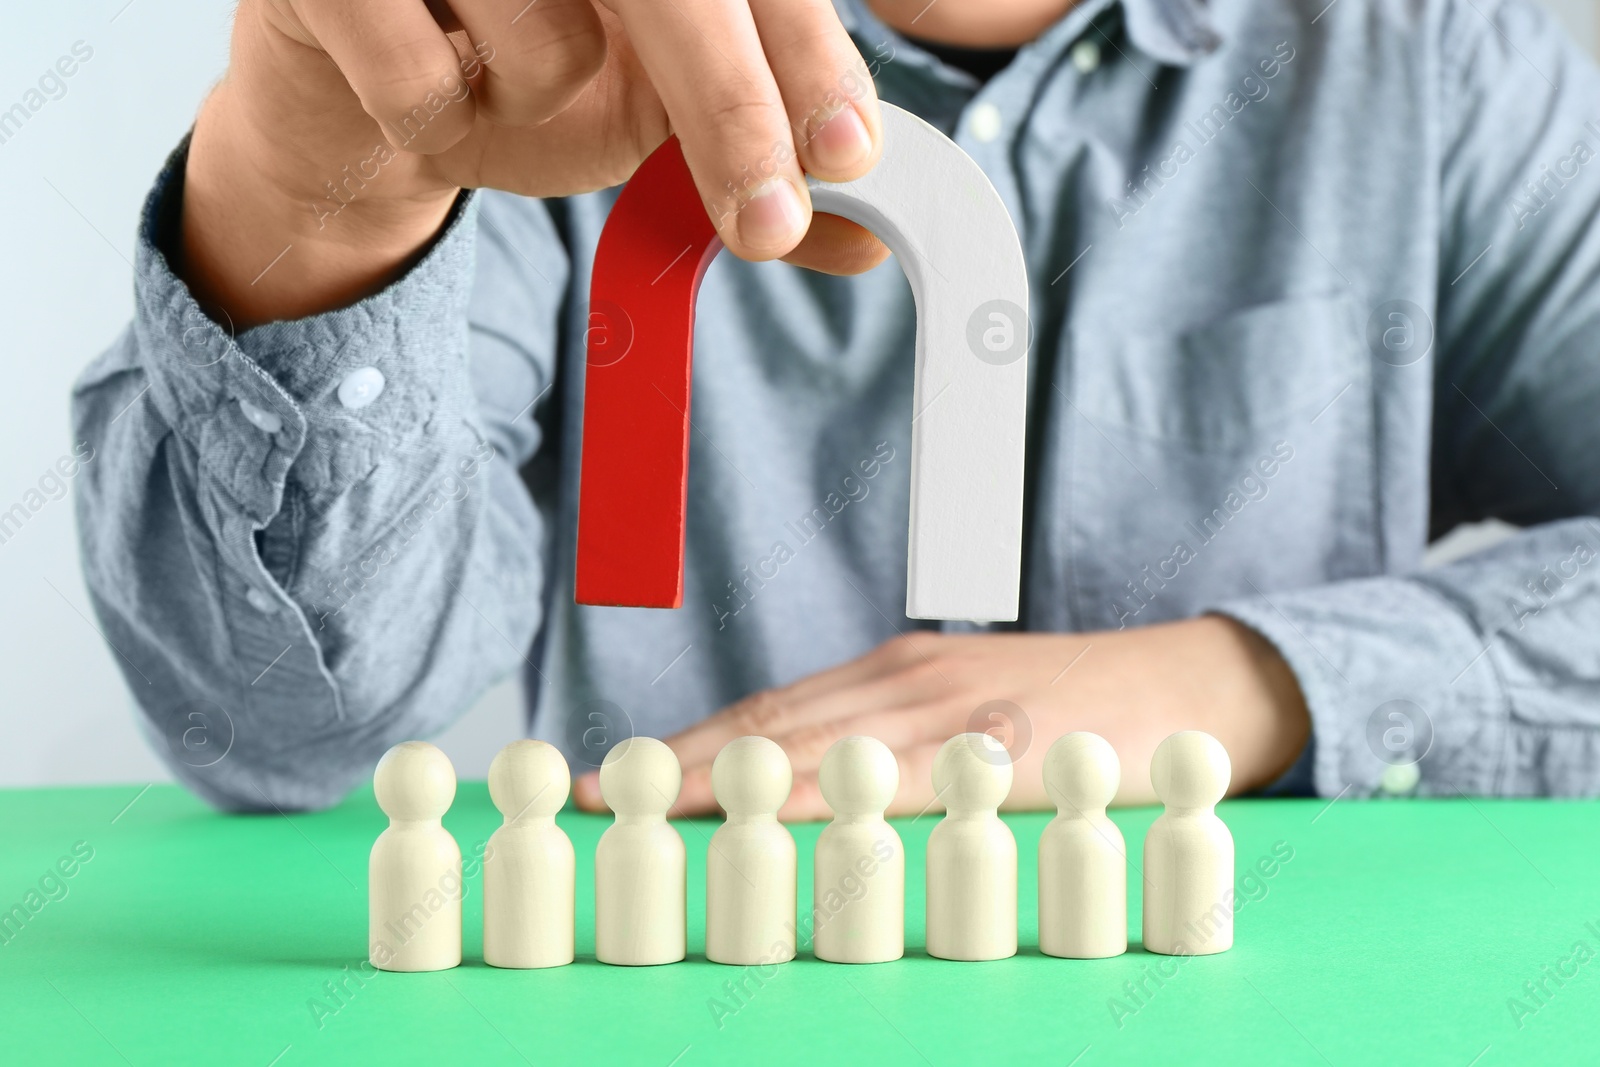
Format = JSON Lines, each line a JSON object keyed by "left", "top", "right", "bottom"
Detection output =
{"left": 595, "top": 737, "right": 686, "bottom": 965}
{"left": 705, "top": 737, "right": 796, "bottom": 966}
{"left": 576, "top": 101, "right": 1029, "bottom": 622}
{"left": 368, "top": 741, "right": 462, "bottom": 972}
{"left": 483, "top": 740, "right": 575, "bottom": 969}
{"left": 1038, "top": 732, "right": 1127, "bottom": 959}
{"left": 925, "top": 733, "right": 1017, "bottom": 961}
{"left": 813, "top": 736, "right": 904, "bottom": 964}
{"left": 1143, "top": 731, "right": 1234, "bottom": 956}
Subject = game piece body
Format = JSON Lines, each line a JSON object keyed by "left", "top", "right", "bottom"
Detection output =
{"left": 1144, "top": 731, "right": 1234, "bottom": 956}
{"left": 926, "top": 733, "right": 1017, "bottom": 961}
{"left": 595, "top": 737, "right": 686, "bottom": 965}
{"left": 814, "top": 736, "right": 904, "bottom": 964}
{"left": 369, "top": 741, "right": 462, "bottom": 972}
{"left": 484, "top": 740, "right": 575, "bottom": 969}
{"left": 1039, "top": 733, "right": 1127, "bottom": 959}
{"left": 706, "top": 737, "right": 796, "bottom": 965}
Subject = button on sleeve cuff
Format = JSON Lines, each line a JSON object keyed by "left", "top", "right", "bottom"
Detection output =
{"left": 132, "top": 136, "right": 481, "bottom": 523}
{"left": 1208, "top": 574, "right": 1510, "bottom": 800}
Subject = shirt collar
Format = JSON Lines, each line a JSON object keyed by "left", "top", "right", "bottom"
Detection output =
{"left": 834, "top": 0, "right": 1221, "bottom": 69}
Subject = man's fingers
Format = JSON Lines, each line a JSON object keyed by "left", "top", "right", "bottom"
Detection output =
{"left": 672, "top": 703, "right": 966, "bottom": 817}
{"left": 300, "top": 0, "right": 478, "bottom": 154}
{"left": 572, "top": 767, "right": 605, "bottom": 812}
{"left": 574, "top": 735, "right": 1033, "bottom": 821}
{"left": 611, "top": 738, "right": 944, "bottom": 821}
{"left": 763, "top": 664, "right": 958, "bottom": 758}
{"left": 662, "top": 694, "right": 780, "bottom": 771}
{"left": 778, "top": 773, "right": 831, "bottom": 821}
{"left": 676, "top": 762, "right": 718, "bottom": 815}
{"left": 442, "top": 0, "right": 608, "bottom": 127}
{"left": 764, "top": 635, "right": 925, "bottom": 705}
{"left": 604, "top": 0, "right": 806, "bottom": 259}
{"left": 439, "top": 7, "right": 672, "bottom": 196}
{"left": 1000, "top": 733, "right": 1050, "bottom": 812}
{"left": 664, "top": 636, "right": 952, "bottom": 768}
{"left": 781, "top": 704, "right": 966, "bottom": 776}
{"left": 783, "top": 740, "right": 1034, "bottom": 820}
{"left": 601, "top": 0, "right": 806, "bottom": 259}
{"left": 782, "top": 213, "right": 891, "bottom": 275}
{"left": 882, "top": 743, "right": 944, "bottom": 819}
{"left": 747, "top": 0, "right": 880, "bottom": 181}
{"left": 664, "top": 665, "right": 942, "bottom": 771}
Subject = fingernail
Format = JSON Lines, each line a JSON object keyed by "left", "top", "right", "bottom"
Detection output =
{"left": 810, "top": 106, "right": 873, "bottom": 173}
{"left": 574, "top": 772, "right": 602, "bottom": 809}
{"left": 737, "top": 179, "right": 806, "bottom": 253}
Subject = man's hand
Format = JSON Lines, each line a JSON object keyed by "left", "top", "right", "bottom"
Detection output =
{"left": 573, "top": 616, "right": 1311, "bottom": 819}
{"left": 183, "top": 0, "right": 887, "bottom": 326}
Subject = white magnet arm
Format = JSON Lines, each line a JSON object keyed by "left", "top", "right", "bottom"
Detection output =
{"left": 806, "top": 103, "right": 1030, "bottom": 622}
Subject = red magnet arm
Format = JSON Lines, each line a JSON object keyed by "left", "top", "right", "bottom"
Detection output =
{"left": 575, "top": 138, "right": 722, "bottom": 608}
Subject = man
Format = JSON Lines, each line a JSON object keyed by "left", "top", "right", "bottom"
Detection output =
{"left": 73, "top": 0, "right": 1600, "bottom": 814}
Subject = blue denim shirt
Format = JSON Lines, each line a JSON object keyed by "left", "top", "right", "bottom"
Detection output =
{"left": 74, "top": 0, "right": 1600, "bottom": 809}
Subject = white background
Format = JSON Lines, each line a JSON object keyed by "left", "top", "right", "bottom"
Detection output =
{"left": 1, "top": 0, "right": 1593, "bottom": 790}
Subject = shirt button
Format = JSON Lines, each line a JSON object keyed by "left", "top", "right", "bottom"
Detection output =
{"left": 245, "top": 588, "right": 277, "bottom": 614}
{"left": 338, "top": 366, "right": 386, "bottom": 410}
{"left": 238, "top": 399, "right": 282, "bottom": 435}
{"left": 1378, "top": 761, "right": 1420, "bottom": 795}
{"left": 1071, "top": 38, "right": 1102, "bottom": 74}
{"left": 967, "top": 103, "right": 1003, "bottom": 143}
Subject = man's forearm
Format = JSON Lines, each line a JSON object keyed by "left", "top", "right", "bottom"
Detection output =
{"left": 74, "top": 140, "right": 558, "bottom": 810}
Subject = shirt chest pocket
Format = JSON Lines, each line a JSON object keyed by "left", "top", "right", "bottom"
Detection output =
{"left": 1050, "top": 293, "right": 1378, "bottom": 630}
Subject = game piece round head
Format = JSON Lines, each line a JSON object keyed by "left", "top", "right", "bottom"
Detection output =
{"left": 488, "top": 739, "right": 570, "bottom": 820}
{"left": 711, "top": 736, "right": 792, "bottom": 817}
{"left": 818, "top": 735, "right": 899, "bottom": 817}
{"left": 598, "top": 736, "right": 681, "bottom": 817}
{"left": 932, "top": 733, "right": 1013, "bottom": 813}
{"left": 1043, "top": 732, "right": 1120, "bottom": 814}
{"left": 373, "top": 741, "right": 456, "bottom": 821}
{"left": 1149, "top": 731, "right": 1231, "bottom": 809}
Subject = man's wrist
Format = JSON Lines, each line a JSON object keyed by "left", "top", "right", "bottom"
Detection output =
{"left": 1207, "top": 614, "right": 1312, "bottom": 792}
{"left": 179, "top": 83, "right": 458, "bottom": 327}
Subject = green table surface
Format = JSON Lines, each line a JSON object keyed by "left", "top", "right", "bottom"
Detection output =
{"left": 2, "top": 784, "right": 1592, "bottom": 1066}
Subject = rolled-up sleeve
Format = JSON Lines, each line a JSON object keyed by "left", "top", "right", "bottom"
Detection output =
{"left": 73, "top": 137, "right": 568, "bottom": 811}
{"left": 1213, "top": 0, "right": 1600, "bottom": 799}
{"left": 1216, "top": 519, "right": 1600, "bottom": 798}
